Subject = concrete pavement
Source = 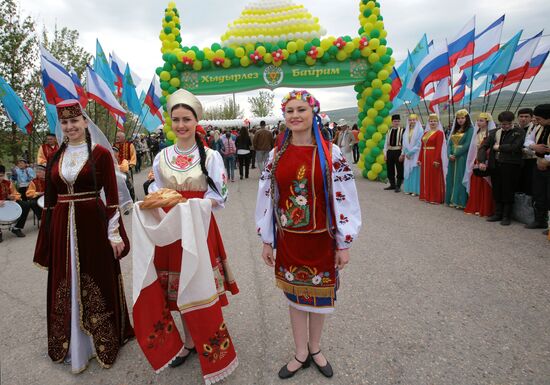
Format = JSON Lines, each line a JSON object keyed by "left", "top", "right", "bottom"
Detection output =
{"left": 1, "top": 165, "right": 549, "bottom": 385}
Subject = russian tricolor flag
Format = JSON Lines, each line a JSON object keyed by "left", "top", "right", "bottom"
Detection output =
{"left": 452, "top": 73, "right": 467, "bottom": 104}
{"left": 523, "top": 43, "right": 550, "bottom": 80}
{"left": 448, "top": 16, "right": 476, "bottom": 67}
{"left": 69, "top": 69, "right": 88, "bottom": 109}
{"left": 40, "top": 46, "right": 79, "bottom": 105}
{"left": 408, "top": 44, "right": 450, "bottom": 98}
{"left": 144, "top": 76, "right": 164, "bottom": 121}
{"left": 110, "top": 52, "right": 125, "bottom": 98}
{"left": 389, "top": 67, "right": 402, "bottom": 101}
{"left": 457, "top": 15, "right": 505, "bottom": 71}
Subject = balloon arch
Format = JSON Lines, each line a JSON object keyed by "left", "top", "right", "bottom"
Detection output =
{"left": 156, "top": 0, "right": 396, "bottom": 180}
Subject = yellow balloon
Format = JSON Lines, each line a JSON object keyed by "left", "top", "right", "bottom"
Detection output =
{"left": 374, "top": 100, "right": 385, "bottom": 110}
{"left": 358, "top": 160, "right": 365, "bottom": 169}
{"left": 361, "top": 47, "right": 372, "bottom": 57}
{"left": 296, "top": 39, "right": 306, "bottom": 50}
{"left": 369, "top": 38, "right": 380, "bottom": 50}
{"left": 372, "top": 132, "right": 382, "bottom": 142}
{"left": 376, "top": 46, "right": 387, "bottom": 56}
{"left": 378, "top": 124, "right": 389, "bottom": 134}
{"left": 287, "top": 41, "right": 297, "bottom": 53}
{"left": 362, "top": 87, "right": 373, "bottom": 97}
{"left": 366, "top": 139, "right": 376, "bottom": 149}
{"left": 367, "top": 108, "right": 378, "bottom": 118}
{"left": 245, "top": 43, "right": 255, "bottom": 52}
{"left": 368, "top": 53, "right": 380, "bottom": 64}
{"left": 240, "top": 56, "right": 250, "bottom": 67}
{"left": 169, "top": 77, "right": 180, "bottom": 87}
{"left": 320, "top": 39, "right": 331, "bottom": 50}
{"left": 305, "top": 56, "right": 316, "bottom": 66}
{"left": 376, "top": 154, "right": 385, "bottom": 164}
{"left": 166, "top": 130, "right": 176, "bottom": 141}
{"left": 358, "top": 132, "right": 365, "bottom": 141}
{"left": 193, "top": 61, "right": 203, "bottom": 71}
{"left": 160, "top": 71, "right": 171, "bottom": 81}
{"left": 380, "top": 94, "right": 390, "bottom": 102}
{"left": 367, "top": 170, "right": 377, "bottom": 180}
{"left": 336, "top": 50, "right": 348, "bottom": 61}
{"left": 257, "top": 46, "right": 267, "bottom": 56}
{"left": 162, "top": 125, "right": 170, "bottom": 133}
{"left": 264, "top": 53, "right": 273, "bottom": 64}
{"left": 205, "top": 50, "right": 215, "bottom": 60}
{"left": 215, "top": 49, "right": 225, "bottom": 58}
{"left": 235, "top": 47, "right": 245, "bottom": 58}
{"left": 372, "top": 163, "right": 383, "bottom": 173}
{"left": 371, "top": 79, "right": 382, "bottom": 88}
{"left": 381, "top": 83, "right": 392, "bottom": 94}
{"left": 344, "top": 42, "right": 355, "bottom": 53}
{"left": 378, "top": 70, "right": 389, "bottom": 80}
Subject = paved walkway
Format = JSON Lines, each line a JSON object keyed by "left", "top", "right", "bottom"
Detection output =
{"left": 1, "top": 164, "right": 549, "bottom": 385}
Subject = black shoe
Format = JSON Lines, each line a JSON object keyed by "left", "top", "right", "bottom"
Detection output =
{"left": 394, "top": 187, "right": 401, "bottom": 193}
{"left": 0, "top": 232, "right": 3, "bottom": 243}
{"left": 11, "top": 229, "right": 25, "bottom": 238}
{"left": 278, "top": 355, "right": 311, "bottom": 379}
{"left": 500, "top": 217, "right": 511, "bottom": 226}
{"left": 168, "top": 346, "right": 196, "bottom": 368}
{"left": 310, "top": 350, "right": 333, "bottom": 378}
{"left": 486, "top": 215, "right": 502, "bottom": 222}
{"left": 525, "top": 222, "right": 547, "bottom": 229}
{"left": 384, "top": 186, "right": 395, "bottom": 191}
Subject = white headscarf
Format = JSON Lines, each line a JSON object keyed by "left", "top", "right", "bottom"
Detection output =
{"left": 402, "top": 115, "right": 424, "bottom": 179}
{"left": 55, "top": 100, "right": 133, "bottom": 211}
{"left": 463, "top": 112, "right": 496, "bottom": 192}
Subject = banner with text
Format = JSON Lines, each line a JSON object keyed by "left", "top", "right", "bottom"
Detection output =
{"left": 180, "top": 59, "right": 369, "bottom": 95}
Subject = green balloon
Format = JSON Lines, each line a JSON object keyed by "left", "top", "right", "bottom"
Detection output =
{"left": 373, "top": 62, "right": 383, "bottom": 72}
{"left": 378, "top": 139, "right": 385, "bottom": 149}
{"left": 354, "top": 84, "right": 364, "bottom": 93}
{"left": 379, "top": 109, "right": 389, "bottom": 117}
{"left": 231, "top": 58, "right": 240, "bottom": 67}
{"left": 162, "top": 53, "right": 170, "bottom": 62}
{"left": 343, "top": 35, "right": 352, "bottom": 42}
{"left": 321, "top": 53, "right": 331, "bottom": 63}
{"left": 380, "top": 55, "right": 391, "bottom": 64}
{"left": 372, "top": 89, "right": 383, "bottom": 99}
{"left": 225, "top": 47, "right": 235, "bottom": 59}
{"left": 358, "top": 27, "right": 365, "bottom": 35}
{"left": 165, "top": 16, "right": 173, "bottom": 22}
{"left": 202, "top": 59, "right": 211, "bottom": 69}
{"left": 371, "top": 147, "right": 381, "bottom": 157}
{"left": 375, "top": 116, "right": 384, "bottom": 125}
{"left": 366, "top": 125, "right": 377, "bottom": 136}
{"left": 287, "top": 54, "right": 298, "bottom": 65}
{"left": 356, "top": 93, "right": 363, "bottom": 100}
{"left": 165, "top": 139, "right": 173, "bottom": 146}
{"left": 160, "top": 81, "right": 169, "bottom": 91}
{"left": 359, "top": 112, "right": 366, "bottom": 120}
{"left": 175, "top": 36, "right": 182, "bottom": 43}
{"left": 385, "top": 102, "right": 393, "bottom": 110}
{"left": 328, "top": 46, "right": 338, "bottom": 56}
{"left": 163, "top": 63, "right": 172, "bottom": 71}
{"left": 351, "top": 50, "right": 361, "bottom": 59}
{"left": 168, "top": 86, "right": 178, "bottom": 94}
{"left": 191, "top": 46, "right": 200, "bottom": 53}
{"left": 155, "top": 67, "right": 163, "bottom": 75}
{"left": 160, "top": 96, "right": 167, "bottom": 105}
{"left": 304, "top": 43, "right": 313, "bottom": 52}
{"left": 380, "top": 38, "right": 387, "bottom": 46}
{"left": 196, "top": 51, "right": 205, "bottom": 61}
{"left": 386, "top": 47, "right": 393, "bottom": 56}
{"left": 366, "top": 96, "right": 375, "bottom": 106}
{"left": 363, "top": 9, "right": 372, "bottom": 17}
{"left": 169, "top": 55, "right": 178, "bottom": 65}
{"left": 366, "top": 154, "right": 375, "bottom": 163}
{"left": 211, "top": 43, "right": 221, "bottom": 51}
{"left": 367, "top": 71, "right": 377, "bottom": 81}
{"left": 370, "top": 29, "right": 380, "bottom": 39}
{"left": 297, "top": 50, "right": 306, "bottom": 61}
{"left": 164, "top": 27, "right": 172, "bottom": 34}
{"left": 176, "top": 62, "right": 185, "bottom": 71}
{"left": 265, "top": 43, "right": 273, "bottom": 51}
{"left": 379, "top": 170, "right": 387, "bottom": 180}
{"left": 278, "top": 40, "right": 287, "bottom": 49}
{"left": 170, "top": 69, "right": 179, "bottom": 78}
{"left": 362, "top": 168, "right": 369, "bottom": 178}
{"left": 358, "top": 141, "right": 366, "bottom": 151}
{"left": 182, "top": 46, "right": 190, "bottom": 52}
{"left": 176, "top": 23, "right": 181, "bottom": 29}
{"left": 312, "top": 38, "right": 321, "bottom": 47}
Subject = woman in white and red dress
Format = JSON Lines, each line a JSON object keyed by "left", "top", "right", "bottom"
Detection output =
{"left": 133, "top": 89, "right": 239, "bottom": 380}
{"left": 256, "top": 90, "right": 361, "bottom": 379}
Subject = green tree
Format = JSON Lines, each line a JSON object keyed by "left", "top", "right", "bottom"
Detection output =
{"left": 0, "top": 0, "right": 37, "bottom": 164}
{"left": 204, "top": 98, "right": 244, "bottom": 120}
{"left": 248, "top": 90, "right": 274, "bottom": 117}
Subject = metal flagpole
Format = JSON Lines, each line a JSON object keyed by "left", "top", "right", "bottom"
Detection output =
{"left": 514, "top": 76, "right": 536, "bottom": 114}
{"left": 506, "top": 65, "right": 529, "bottom": 111}
{"left": 490, "top": 73, "right": 509, "bottom": 115}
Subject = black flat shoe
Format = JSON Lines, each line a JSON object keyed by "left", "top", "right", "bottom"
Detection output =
{"left": 168, "top": 346, "right": 196, "bottom": 368}
{"left": 310, "top": 349, "right": 333, "bottom": 378}
{"left": 278, "top": 355, "right": 311, "bottom": 379}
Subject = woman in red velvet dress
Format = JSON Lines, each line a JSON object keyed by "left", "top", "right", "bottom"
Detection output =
{"left": 418, "top": 114, "right": 447, "bottom": 204}
{"left": 464, "top": 112, "right": 495, "bottom": 217}
{"left": 33, "top": 100, "right": 133, "bottom": 373}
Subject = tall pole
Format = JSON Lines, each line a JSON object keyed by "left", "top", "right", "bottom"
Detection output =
{"left": 490, "top": 73, "right": 509, "bottom": 115}
{"left": 506, "top": 65, "right": 529, "bottom": 111}
{"left": 467, "top": 37, "right": 476, "bottom": 111}
{"left": 514, "top": 76, "right": 536, "bottom": 114}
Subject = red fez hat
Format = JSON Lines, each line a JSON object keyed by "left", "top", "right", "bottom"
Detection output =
{"left": 56, "top": 99, "right": 83, "bottom": 120}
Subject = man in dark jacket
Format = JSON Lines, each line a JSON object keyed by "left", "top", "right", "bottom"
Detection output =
{"left": 478, "top": 111, "right": 526, "bottom": 225}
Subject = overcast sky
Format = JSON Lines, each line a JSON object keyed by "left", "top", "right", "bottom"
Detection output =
{"left": 19, "top": 0, "right": 550, "bottom": 117}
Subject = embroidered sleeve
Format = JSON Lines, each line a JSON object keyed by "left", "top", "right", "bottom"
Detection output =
{"left": 255, "top": 149, "right": 276, "bottom": 245}
{"left": 204, "top": 149, "right": 227, "bottom": 209}
{"left": 331, "top": 145, "right": 361, "bottom": 249}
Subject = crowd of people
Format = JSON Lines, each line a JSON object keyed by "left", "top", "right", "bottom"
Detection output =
{"left": 382, "top": 105, "right": 550, "bottom": 238}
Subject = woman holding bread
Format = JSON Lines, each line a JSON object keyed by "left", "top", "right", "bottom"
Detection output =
{"left": 135, "top": 89, "right": 239, "bottom": 373}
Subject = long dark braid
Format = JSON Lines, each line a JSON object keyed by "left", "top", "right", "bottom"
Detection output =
{"left": 44, "top": 140, "right": 67, "bottom": 235}
{"left": 85, "top": 127, "right": 105, "bottom": 224}
{"left": 195, "top": 132, "right": 223, "bottom": 199}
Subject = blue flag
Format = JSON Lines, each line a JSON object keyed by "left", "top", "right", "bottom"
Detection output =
{"left": 41, "top": 90, "right": 58, "bottom": 134}
{"left": 139, "top": 91, "right": 162, "bottom": 132}
{"left": 477, "top": 31, "right": 523, "bottom": 78}
{"left": 122, "top": 64, "right": 142, "bottom": 115}
{"left": 94, "top": 39, "right": 116, "bottom": 92}
{"left": 0, "top": 75, "right": 32, "bottom": 132}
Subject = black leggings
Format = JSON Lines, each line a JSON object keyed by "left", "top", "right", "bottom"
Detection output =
{"left": 238, "top": 153, "right": 251, "bottom": 178}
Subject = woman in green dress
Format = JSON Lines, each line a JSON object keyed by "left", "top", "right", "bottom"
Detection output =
{"left": 445, "top": 109, "right": 474, "bottom": 208}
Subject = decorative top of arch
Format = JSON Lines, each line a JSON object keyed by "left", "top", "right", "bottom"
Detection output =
{"left": 221, "top": 0, "right": 327, "bottom": 47}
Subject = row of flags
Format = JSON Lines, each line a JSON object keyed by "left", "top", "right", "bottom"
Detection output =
{"left": 391, "top": 14, "right": 549, "bottom": 114}
{"left": 0, "top": 39, "right": 164, "bottom": 136}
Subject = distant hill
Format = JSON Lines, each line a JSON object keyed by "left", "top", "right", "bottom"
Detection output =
{"left": 324, "top": 90, "right": 550, "bottom": 125}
